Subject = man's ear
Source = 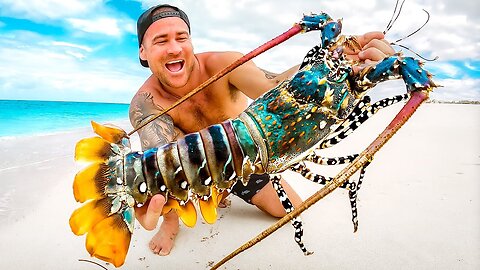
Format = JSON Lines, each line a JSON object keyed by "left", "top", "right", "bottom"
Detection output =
{"left": 139, "top": 45, "right": 147, "bottom": 62}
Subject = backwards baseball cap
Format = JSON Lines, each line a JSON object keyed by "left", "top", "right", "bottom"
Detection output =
{"left": 137, "top": 4, "right": 191, "bottom": 67}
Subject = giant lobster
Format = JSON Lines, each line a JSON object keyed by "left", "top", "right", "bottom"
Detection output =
{"left": 69, "top": 9, "right": 437, "bottom": 268}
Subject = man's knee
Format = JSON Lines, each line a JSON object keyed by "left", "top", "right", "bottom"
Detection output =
{"left": 250, "top": 185, "right": 287, "bottom": 218}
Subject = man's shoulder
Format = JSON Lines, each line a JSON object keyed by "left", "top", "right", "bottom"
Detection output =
{"left": 198, "top": 51, "right": 243, "bottom": 60}
{"left": 131, "top": 75, "right": 158, "bottom": 101}
{"left": 197, "top": 51, "right": 244, "bottom": 75}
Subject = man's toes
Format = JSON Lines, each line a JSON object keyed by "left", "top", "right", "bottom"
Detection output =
{"left": 218, "top": 198, "right": 231, "bottom": 208}
{"left": 158, "top": 248, "right": 170, "bottom": 256}
{"left": 149, "top": 241, "right": 159, "bottom": 254}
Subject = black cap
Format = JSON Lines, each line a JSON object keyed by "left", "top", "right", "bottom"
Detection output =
{"left": 137, "top": 4, "right": 190, "bottom": 67}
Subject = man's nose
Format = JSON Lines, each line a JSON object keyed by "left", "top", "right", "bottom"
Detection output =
{"left": 167, "top": 41, "right": 182, "bottom": 55}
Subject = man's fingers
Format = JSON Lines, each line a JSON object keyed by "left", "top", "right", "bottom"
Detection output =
{"left": 361, "top": 39, "right": 395, "bottom": 58}
{"left": 355, "top": 31, "right": 385, "bottom": 46}
{"left": 359, "top": 47, "right": 388, "bottom": 62}
{"left": 135, "top": 194, "right": 166, "bottom": 230}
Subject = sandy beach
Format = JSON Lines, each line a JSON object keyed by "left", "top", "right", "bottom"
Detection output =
{"left": 0, "top": 103, "right": 479, "bottom": 270}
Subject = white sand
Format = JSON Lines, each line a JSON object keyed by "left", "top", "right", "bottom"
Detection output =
{"left": 0, "top": 104, "right": 479, "bottom": 270}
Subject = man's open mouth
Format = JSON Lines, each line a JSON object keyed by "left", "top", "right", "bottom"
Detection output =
{"left": 165, "top": 60, "right": 184, "bottom": 72}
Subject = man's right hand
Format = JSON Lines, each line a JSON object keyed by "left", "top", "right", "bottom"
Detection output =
{"left": 135, "top": 194, "right": 167, "bottom": 230}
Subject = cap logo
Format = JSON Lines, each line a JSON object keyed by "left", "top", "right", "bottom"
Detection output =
{"left": 152, "top": 11, "right": 183, "bottom": 22}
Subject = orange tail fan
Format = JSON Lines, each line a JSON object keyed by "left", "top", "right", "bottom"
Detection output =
{"left": 70, "top": 122, "right": 134, "bottom": 267}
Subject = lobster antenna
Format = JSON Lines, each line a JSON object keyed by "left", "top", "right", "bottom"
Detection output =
{"left": 391, "top": 44, "right": 439, "bottom": 61}
{"left": 384, "top": 0, "right": 406, "bottom": 34}
{"left": 392, "top": 9, "right": 430, "bottom": 43}
{"left": 390, "top": 9, "right": 438, "bottom": 62}
{"left": 78, "top": 259, "right": 108, "bottom": 270}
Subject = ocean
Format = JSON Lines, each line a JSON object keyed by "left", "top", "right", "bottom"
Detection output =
{"left": 0, "top": 100, "right": 130, "bottom": 137}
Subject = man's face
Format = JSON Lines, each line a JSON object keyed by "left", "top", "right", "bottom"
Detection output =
{"left": 140, "top": 17, "right": 194, "bottom": 89}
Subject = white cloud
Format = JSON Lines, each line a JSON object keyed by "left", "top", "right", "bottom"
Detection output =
{"left": 430, "top": 62, "right": 461, "bottom": 78}
{"left": 50, "top": 41, "right": 93, "bottom": 52}
{"left": 430, "top": 78, "right": 480, "bottom": 101}
{"left": 67, "top": 17, "right": 122, "bottom": 37}
{"left": 0, "top": 33, "right": 148, "bottom": 103}
{"left": 0, "top": 0, "right": 136, "bottom": 38}
{"left": 0, "top": 0, "right": 478, "bottom": 103}
{"left": 0, "top": 0, "right": 103, "bottom": 21}
{"left": 206, "top": 0, "right": 477, "bottom": 62}
{"left": 464, "top": 62, "right": 478, "bottom": 71}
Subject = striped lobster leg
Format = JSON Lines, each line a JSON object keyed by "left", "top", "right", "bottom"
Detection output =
{"left": 270, "top": 174, "right": 313, "bottom": 255}
{"left": 285, "top": 94, "right": 410, "bottom": 232}
{"left": 320, "top": 94, "right": 410, "bottom": 149}
{"left": 289, "top": 159, "right": 369, "bottom": 232}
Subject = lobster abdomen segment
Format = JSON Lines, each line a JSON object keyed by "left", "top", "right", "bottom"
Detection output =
{"left": 124, "top": 118, "right": 263, "bottom": 206}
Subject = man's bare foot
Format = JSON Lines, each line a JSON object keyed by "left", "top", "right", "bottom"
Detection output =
{"left": 218, "top": 192, "right": 231, "bottom": 208}
{"left": 218, "top": 197, "right": 231, "bottom": 208}
{"left": 149, "top": 211, "right": 179, "bottom": 256}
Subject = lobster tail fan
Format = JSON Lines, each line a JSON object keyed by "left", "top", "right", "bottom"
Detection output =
{"left": 70, "top": 197, "right": 134, "bottom": 267}
{"left": 69, "top": 197, "right": 112, "bottom": 236}
{"left": 73, "top": 163, "right": 110, "bottom": 202}
{"left": 75, "top": 137, "right": 113, "bottom": 163}
{"left": 71, "top": 122, "right": 133, "bottom": 267}
{"left": 85, "top": 213, "right": 132, "bottom": 267}
{"left": 91, "top": 121, "right": 128, "bottom": 144}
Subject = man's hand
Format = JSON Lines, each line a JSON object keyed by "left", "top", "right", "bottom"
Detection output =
{"left": 135, "top": 194, "right": 167, "bottom": 230}
{"left": 344, "top": 31, "right": 395, "bottom": 73}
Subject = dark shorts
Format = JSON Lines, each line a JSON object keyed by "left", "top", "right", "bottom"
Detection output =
{"left": 230, "top": 173, "right": 270, "bottom": 204}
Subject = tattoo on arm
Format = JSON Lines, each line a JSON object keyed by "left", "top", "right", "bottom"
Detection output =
{"left": 129, "top": 92, "right": 180, "bottom": 150}
{"left": 260, "top": 68, "right": 281, "bottom": 84}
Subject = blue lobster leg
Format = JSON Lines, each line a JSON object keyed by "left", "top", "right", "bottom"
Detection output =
{"left": 354, "top": 54, "right": 437, "bottom": 93}
{"left": 270, "top": 174, "right": 313, "bottom": 255}
{"left": 320, "top": 93, "right": 409, "bottom": 149}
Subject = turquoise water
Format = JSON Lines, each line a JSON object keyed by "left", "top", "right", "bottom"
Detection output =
{"left": 0, "top": 100, "right": 130, "bottom": 137}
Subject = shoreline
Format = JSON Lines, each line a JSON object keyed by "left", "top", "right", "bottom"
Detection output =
{"left": 0, "top": 103, "right": 479, "bottom": 269}
{"left": 0, "top": 118, "right": 132, "bottom": 139}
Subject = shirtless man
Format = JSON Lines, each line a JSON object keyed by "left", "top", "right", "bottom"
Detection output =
{"left": 129, "top": 4, "right": 395, "bottom": 256}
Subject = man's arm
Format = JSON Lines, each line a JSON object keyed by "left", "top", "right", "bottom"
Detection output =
{"left": 260, "top": 65, "right": 301, "bottom": 85}
{"left": 219, "top": 32, "right": 394, "bottom": 100}
{"left": 129, "top": 91, "right": 182, "bottom": 150}
{"left": 129, "top": 91, "right": 182, "bottom": 230}
{"left": 209, "top": 51, "right": 290, "bottom": 100}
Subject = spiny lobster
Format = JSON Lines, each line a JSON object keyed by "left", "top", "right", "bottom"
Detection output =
{"left": 69, "top": 10, "right": 436, "bottom": 268}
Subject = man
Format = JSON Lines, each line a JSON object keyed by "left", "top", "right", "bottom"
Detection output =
{"left": 129, "top": 4, "right": 395, "bottom": 256}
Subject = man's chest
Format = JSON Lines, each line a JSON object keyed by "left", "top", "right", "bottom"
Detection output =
{"left": 170, "top": 97, "right": 230, "bottom": 133}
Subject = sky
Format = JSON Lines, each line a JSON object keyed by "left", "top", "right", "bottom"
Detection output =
{"left": 0, "top": 0, "right": 478, "bottom": 103}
